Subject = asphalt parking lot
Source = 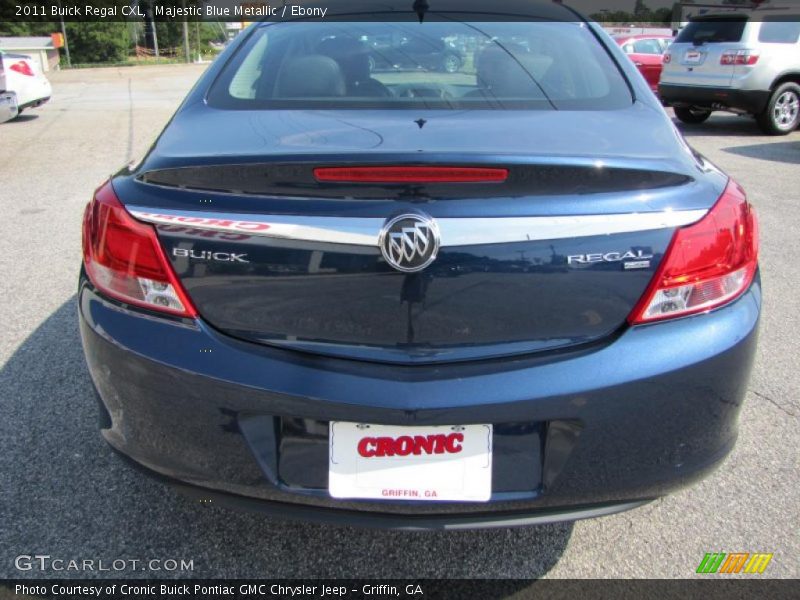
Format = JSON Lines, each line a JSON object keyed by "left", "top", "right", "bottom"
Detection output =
{"left": 0, "top": 64, "right": 797, "bottom": 579}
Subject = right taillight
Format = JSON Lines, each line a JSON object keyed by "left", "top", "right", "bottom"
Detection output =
{"left": 720, "top": 50, "right": 759, "bottom": 66}
{"left": 628, "top": 179, "right": 758, "bottom": 324}
{"left": 82, "top": 181, "right": 197, "bottom": 318}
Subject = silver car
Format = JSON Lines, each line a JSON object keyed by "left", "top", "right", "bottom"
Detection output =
{"left": 660, "top": 9, "right": 800, "bottom": 135}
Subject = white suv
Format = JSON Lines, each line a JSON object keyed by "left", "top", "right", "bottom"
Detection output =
{"left": 660, "top": 10, "right": 800, "bottom": 135}
{"left": 0, "top": 51, "right": 51, "bottom": 120}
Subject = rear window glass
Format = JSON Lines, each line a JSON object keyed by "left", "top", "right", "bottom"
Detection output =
{"left": 675, "top": 18, "right": 747, "bottom": 44}
{"left": 208, "top": 20, "right": 632, "bottom": 110}
{"left": 632, "top": 39, "right": 665, "bottom": 54}
{"left": 759, "top": 19, "right": 800, "bottom": 44}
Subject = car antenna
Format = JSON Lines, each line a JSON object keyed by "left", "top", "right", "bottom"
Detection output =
{"left": 413, "top": 0, "right": 429, "bottom": 23}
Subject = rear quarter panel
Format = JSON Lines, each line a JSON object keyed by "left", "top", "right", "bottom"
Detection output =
{"left": 739, "top": 21, "right": 800, "bottom": 91}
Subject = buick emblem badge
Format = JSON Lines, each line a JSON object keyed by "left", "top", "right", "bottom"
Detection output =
{"left": 379, "top": 213, "right": 440, "bottom": 273}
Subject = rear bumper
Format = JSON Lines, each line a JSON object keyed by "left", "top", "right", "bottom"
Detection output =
{"left": 79, "top": 276, "right": 761, "bottom": 528}
{"left": 173, "top": 473, "right": 652, "bottom": 530}
{"left": 659, "top": 84, "right": 770, "bottom": 115}
{"left": 18, "top": 95, "right": 50, "bottom": 111}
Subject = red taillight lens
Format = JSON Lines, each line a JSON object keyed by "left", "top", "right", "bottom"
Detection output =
{"left": 10, "top": 61, "right": 35, "bottom": 76}
{"left": 628, "top": 179, "right": 758, "bottom": 324}
{"left": 313, "top": 166, "right": 509, "bottom": 183}
{"left": 82, "top": 181, "right": 197, "bottom": 318}
{"left": 720, "top": 50, "right": 759, "bottom": 66}
{"left": 663, "top": 53, "right": 672, "bottom": 64}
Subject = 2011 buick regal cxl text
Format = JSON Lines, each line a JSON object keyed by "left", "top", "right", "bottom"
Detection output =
{"left": 78, "top": 0, "right": 761, "bottom": 529}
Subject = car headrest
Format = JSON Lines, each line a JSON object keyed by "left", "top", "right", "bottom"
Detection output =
{"left": 276, "top": 55, "right": 347, "bottom": 98}
{"left": 475, "top": 44, "right": 549, "bottom": 98}
{"left": 316, "top": 37, "right": 372, "bottom": 82}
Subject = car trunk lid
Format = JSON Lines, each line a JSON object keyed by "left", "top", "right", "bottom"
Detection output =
{"left": 117, "top": 107, "right": 716, "bottom": 364}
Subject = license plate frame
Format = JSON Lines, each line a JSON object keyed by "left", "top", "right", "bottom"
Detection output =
{"left": 329, "top": 422, "right": 493, "bottom": 502}
{"left": 684, "top": 49, "right": 704, "bottom": 64}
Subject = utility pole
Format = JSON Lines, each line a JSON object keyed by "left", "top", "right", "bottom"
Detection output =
{"left": 153, "top": 17, "right": 159, "bottom": 60}
{"left": 195, "top": 20, "right": 200, "bottom": 62}
{"left": 145, "top": 2, "right": 159, "bottom": 60}
{"left": 57, "top": 0, "right": 71, "bottom": 67}
{"left": 182, "top": 0, "right": 190, "bottom": 63}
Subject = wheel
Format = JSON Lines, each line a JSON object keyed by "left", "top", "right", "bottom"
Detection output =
{"left": 674, "top": 106, "right": 712, "bottom": 124}
{"left": 756, "top": 82, "right": 800, "bottom": 135}
{"left": 442, "top": 54, "right": 461, "bottom": 74}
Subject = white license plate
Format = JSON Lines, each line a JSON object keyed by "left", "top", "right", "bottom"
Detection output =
{"left": 329, "top": 423, "right": 492, "bottom": 502}
{"left": 684, "top": 50, "right": 704, "bottom": 64}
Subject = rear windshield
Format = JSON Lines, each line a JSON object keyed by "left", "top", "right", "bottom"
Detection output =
{"left": 675, "top": 18, "right": 747, "bottom": 44}
{"left": 207, "top": 20, "right": 632, "bottom": 110}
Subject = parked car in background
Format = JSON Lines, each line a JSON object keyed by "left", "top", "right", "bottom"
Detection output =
{"left": 0, "top": 51, "right": 51, "bottom": 117}
{"left": 0, "top": 53, "right": 19, "bottom": 124}
{"left": 660, "top": 9, "right": 800, "bottom": 135}
{"left": 362, "top": 24, "right": 464, "bottom": 73}
{"left": 615, "top": 34, "right": 673, "bottom": 94}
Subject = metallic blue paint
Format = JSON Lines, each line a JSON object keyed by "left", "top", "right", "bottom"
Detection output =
{"left": 79, "top": 276, "right": 760, "bottom": 523}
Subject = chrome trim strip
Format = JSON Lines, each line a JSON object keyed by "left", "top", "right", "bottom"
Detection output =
{"left": 129, "top": 206, "right": 707, "bottom": 247}
{"left": 129, "top": 208, "right": 381, "bottom": 246}
{"left": 438, "top": 210, "right": 707, "bottom": 245}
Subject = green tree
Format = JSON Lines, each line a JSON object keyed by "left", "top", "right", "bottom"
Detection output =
{"left": 591, "top": 10, "right": 635, "bottom": 23}
{"left": 154, "top": 21, "right": 184, "bottom": 53}
{"left": 0, "top": 21, "right": 58, "bottom": 37}
{"left": 199, "top": 22, "right": 226, "bottom": 47}
{"left": 634, "top": 0, "right": 651, "bottom": 18}
{"left": 652, "top": 7, "right": 673, "bottom": 24}
{"left": 63, "top": 22, "right": 129, "bottom": 64}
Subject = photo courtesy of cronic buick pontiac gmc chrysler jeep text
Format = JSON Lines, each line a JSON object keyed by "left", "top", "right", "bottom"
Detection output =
{"left": 79, "top": 0, "right": 761, "bottom": 529}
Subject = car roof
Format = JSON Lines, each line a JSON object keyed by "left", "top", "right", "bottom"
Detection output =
{"left": 614, "top": 34, "right": 672, "bottom": 45}
{"left": 614, "top": 34, "right": 672, "bottom": 40}
{"left": 258, "top": 0, "right": 581, "bottom": 22}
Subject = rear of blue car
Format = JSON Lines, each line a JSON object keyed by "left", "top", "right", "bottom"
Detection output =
{"left": 79, "top": 3, "right": 760, "bottom": 529}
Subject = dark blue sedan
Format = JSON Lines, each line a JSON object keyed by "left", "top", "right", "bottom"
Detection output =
{"left": 79, "top": 0, "right": 760, "bottom": 529}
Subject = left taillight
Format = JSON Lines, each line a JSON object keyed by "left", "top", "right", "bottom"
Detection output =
{"left": 82, "top": 181, "right": 197, "bottom": 318}
{"left": 10, "top": 61, "right": 35, "bottom": 76}
{"left": 628, "top": 178, "right": 758, "bottom": 324}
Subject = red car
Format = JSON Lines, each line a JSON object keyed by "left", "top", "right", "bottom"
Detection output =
{"left": 614, "top": 34, "right": 672, "bottom": 94}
